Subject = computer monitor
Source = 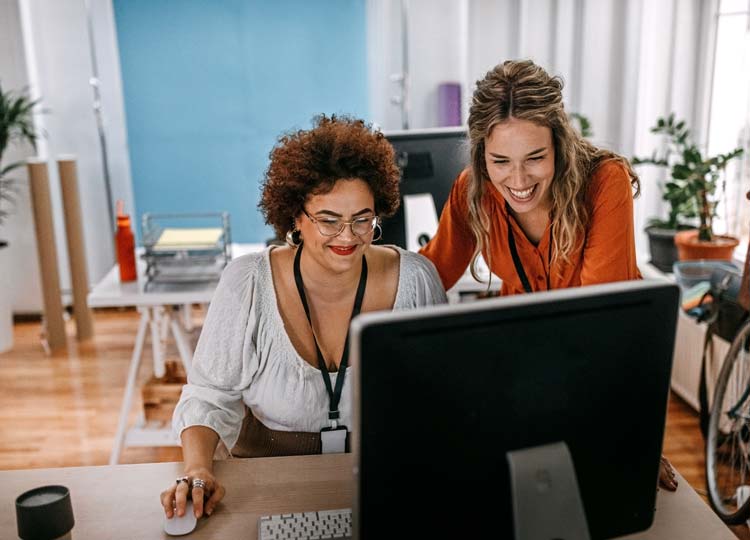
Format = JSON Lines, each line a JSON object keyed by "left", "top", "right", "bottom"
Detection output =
{"left": 380, "top": 127, "right": 468, "bottom": 249}
{"left": 350, "top": 280, "right": 679, "bottom": 539}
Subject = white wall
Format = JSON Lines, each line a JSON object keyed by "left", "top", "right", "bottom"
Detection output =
{"left": 0, "top": 0, "right": 43, "bottom": 312}
{"left": 366, "top": 0, "right": 404, "bottom": 130}
{"left": 466, "top": 0, "right": 520, "bottom": 122}
{"left": 631, "top": 0, "right": 708, "bottom": 250}
{"left": 0, "top": 0, "right": 717, "bottom": 313}
{"left": 366, "top": 0, "right": 713, "bottom": 257}
{"left": 0, "top": 0, "right": 134, "bottom": 314}
{"left": 367, "top": 0, "right": 468, "bottom": 130}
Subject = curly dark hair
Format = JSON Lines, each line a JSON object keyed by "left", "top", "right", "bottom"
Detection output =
{"left": 259, "top": 115, "right": 401, "bottom": 238}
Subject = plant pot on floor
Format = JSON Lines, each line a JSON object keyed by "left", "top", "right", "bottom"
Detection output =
{"left": 674, "top": 229, "right": 740, "bottom": 262}
{"left": 0, "top": 241, "right": 13, "bottom": 353}
{"left": 645, "top": 226, "right": 679, "bottom": 272}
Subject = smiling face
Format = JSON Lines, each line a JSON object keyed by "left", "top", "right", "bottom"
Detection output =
{"left": 484, "top": 117, "right": 556, "bottom": 217}
{"left": 295, "top": 178, "right": 377, "bottom": 275}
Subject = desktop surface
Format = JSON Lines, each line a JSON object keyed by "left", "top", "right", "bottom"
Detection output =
{"left": 351, "top": 281, "right": 679, "bottom": 539}
{"left": 0, "top": 454, "right": 736, "bottom": 540}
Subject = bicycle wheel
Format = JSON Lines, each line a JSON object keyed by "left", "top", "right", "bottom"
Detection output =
{"left": 707, "top": 318, "right": 750, "bottom": 523}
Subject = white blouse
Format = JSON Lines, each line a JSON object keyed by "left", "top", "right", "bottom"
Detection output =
{"left": 172, "top": 246, "right": 447, "bottom": 452}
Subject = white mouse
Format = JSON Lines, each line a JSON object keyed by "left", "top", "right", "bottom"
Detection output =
{"left": 164, "top": 500, "right": 198, "bottom": 536}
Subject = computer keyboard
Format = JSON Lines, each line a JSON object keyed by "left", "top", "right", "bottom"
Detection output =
{"left": 258, "top": 508, "right": 352, "bottom": 540}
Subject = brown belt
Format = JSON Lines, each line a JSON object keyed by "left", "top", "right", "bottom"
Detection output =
{"left": 231, "top": 409, "right": 349, "bottom": 458}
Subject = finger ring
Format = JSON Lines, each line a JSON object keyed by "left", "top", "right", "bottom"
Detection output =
{"left": 192, "top": 478, "right": 206, "bottom": 490}
{"left": 175, "top": 476, "right": 190, "bottom": 486}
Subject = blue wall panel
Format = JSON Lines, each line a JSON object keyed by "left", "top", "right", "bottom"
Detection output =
{"left": 113, "top": 0, "right": 368, "bottom": 242}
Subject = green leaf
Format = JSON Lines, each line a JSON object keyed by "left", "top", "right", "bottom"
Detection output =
{"left": 672, "top": 165, "right": 689, "bottom": 179}
{"left": 0, "top": 161, "right": 23, "bottom": 176}
{"left": 0, "top": 84, "right": 41, "bottom": 228}
{"left": 641, "top": 112, "right": 746, "bottom": 239}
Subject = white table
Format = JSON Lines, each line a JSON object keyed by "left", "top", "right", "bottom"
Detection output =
{"left": 90, "top": 244, "right": 497, "bottom": 464}
{"left": 88, "top": 243, "right": 266, "bottom": 464}
{"left": 446, "top": 255, "right": 502, "bottom": 302}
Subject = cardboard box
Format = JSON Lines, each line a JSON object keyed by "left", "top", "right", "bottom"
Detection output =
{"left": 142, "top": 360, "right": 186, "bottom": 424}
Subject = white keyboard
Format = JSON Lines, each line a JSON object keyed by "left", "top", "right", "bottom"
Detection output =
{"left": 258, "top": 508, "right": 352, "bottom": 540}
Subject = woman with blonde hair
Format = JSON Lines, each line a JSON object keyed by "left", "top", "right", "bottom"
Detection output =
{"left": 421, "top": 59, "right": 641, "bottom": 294}
{"left": 420, "top": 59, "right": 678, "bottom": 490}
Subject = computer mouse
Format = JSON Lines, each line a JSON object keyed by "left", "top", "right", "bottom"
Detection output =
{"left": 164, "top": 500, "right": 197, "bottom": 536}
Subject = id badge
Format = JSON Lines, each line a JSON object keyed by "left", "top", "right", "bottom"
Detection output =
{"left": 320, "top": 426, "right": 348, "bottom": 454}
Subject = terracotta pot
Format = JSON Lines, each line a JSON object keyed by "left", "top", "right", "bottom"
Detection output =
{"left": 674, "top": 229, "right": 739, "bottom": 261}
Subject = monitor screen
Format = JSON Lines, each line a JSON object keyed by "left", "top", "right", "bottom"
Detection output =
{"left": 380, "top": 127, "right": 468, "bottom": 249}
{"left": 350, "top": 281, "right": 679, "bottom": 539}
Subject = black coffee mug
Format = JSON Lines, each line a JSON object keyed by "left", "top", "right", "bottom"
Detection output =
{"left": 16, "top": 485, "right": 74, "bottom": 540}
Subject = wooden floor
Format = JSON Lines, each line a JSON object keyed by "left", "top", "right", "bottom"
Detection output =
{"left": 0, "top": 309, "right": 184, "bottom": 468}
{"left": 0, "top": 309, "right": 747, "bottom": 538}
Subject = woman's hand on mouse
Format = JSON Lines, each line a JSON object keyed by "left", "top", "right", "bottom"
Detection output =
{"left": 160, "top": 467, "right": 226, "bottom": 519}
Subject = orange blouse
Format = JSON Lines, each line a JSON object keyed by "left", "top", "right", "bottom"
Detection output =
{"left": 420, "top": 159, "right": 641, "bottom": 295}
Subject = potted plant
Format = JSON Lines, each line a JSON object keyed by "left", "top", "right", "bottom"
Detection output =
{"left": 0, "top": 82, "right": 39, "bottom": 353}
{"left": 570, "top": 112, "right": 593, "bottom": 138}
{"left": 634, "top": 114, "right": 744, "bottom": 267}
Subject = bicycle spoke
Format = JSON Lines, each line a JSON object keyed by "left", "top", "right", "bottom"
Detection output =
{"left": 738, "top": 346, "right": 750, "bottom": 505}
{"left": 734, "top": 357, "right": 743, "bottom": 508}
{"left": 707, "top": 321, "right": 750, "bottom": 522}
{"left": 714, "top": 338, "right": 750, "bottom": 513}
{"left": 728, "top": 433, "right": 737, "bottom": 508}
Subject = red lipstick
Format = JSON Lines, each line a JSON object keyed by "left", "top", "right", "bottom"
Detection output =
{"left": 329, "top": 245, "right": 357, "bottom": 256}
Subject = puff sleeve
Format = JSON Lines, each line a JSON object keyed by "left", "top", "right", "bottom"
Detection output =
{"left": 172, "top": 254, "right": 263, "bottom": 452}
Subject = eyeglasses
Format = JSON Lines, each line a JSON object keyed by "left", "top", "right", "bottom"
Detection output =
{"left": 303, "top": 209, "right": 380, "bottom": 238}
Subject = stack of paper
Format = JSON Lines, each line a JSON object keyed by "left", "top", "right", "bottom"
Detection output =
{"left": 152, "top": 228, "right": 224, "bottom": 251}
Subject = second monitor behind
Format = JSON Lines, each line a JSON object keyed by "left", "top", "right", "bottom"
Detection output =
{"left": 381, "top": 127, "right": 468, "bottom": 250}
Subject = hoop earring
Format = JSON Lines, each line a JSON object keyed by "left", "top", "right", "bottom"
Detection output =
{"left": 371, "top": 223, "right": 383, "bottom": 242}
{"left": 285, "top": 228, "right": 302, "bottom": 247}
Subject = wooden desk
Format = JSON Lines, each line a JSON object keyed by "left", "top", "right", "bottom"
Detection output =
{"left": 0, "top": 455, "right": 736, "bottom": 539}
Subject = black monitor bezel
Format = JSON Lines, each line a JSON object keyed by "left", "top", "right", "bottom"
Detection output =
{"left": 351, "top": 280, "right": 678, "bottom": 539}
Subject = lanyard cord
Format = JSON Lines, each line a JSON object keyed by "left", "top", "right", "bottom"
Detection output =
{"left": 293, "top": 242, "right": 368, "bottom": 421}
{"left": 506, "top": 211, "right": 552, "bottom": 293}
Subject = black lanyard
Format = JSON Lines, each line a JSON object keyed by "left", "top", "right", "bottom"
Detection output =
{"left": 506, "top": 211, "right": 552, "bottom": 293}
{"left": 293, "top": 242, "right": 368, "bottom": 424}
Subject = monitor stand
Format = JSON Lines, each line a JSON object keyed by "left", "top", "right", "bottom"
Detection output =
{"left": 403, "top": 193, "right": 438, "bottom": 252}
{"left": 506, "top": 441, "right": 591, "bottom": 540}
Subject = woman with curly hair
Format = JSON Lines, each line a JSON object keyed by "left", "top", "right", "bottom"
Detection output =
{"left": 421, "top": 59, "right": 642, "bottom": 294}
{"left": 420, "top": 59, "right": 677, "bottom": 491}
{"left": 162, "top": 115, "right": 446, "bottom": 521}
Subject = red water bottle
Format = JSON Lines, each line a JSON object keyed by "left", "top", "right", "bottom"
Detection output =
{"left": 115, "top": 200, "right": 137, "bottom": 282}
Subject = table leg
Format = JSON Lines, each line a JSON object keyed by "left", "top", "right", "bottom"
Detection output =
{"left": 150, "top": 306, "right": 166, "bottom": 378}
{"left": 109, "top": 309, "right": 150, "bottom": 465}
{"left": 182, "top": 303, "right": 194, "bottom": 332}
{"left": 169, "top": 312, "right": 193, "bottom": 376}
{"left": 160, "top": 307, "right": 170, "bottom": 344}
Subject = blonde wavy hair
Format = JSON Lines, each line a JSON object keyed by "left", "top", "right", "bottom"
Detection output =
{"left": 466, "top": 59, "right": 640, "bottom": 280}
